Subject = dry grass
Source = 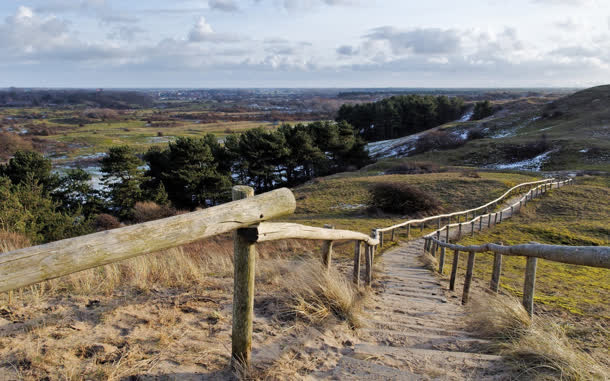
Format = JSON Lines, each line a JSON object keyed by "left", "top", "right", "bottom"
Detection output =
{"left": 420, "top": 252, "right": 439, "bottom": 272}
{"left": 467, "top": 293, "right": 608, "bottom": 380}
{"left": 275, "top": 260, "right": 366, "bottom": 329}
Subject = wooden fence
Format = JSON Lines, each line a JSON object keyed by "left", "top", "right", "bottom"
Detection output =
{"left": 417, "top": 178, "right": 610, "bottom": 316}
{"left": 1, "top": 176, "right": 606, "bottom": 369}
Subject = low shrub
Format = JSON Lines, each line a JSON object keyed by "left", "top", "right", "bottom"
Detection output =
{"left": 385, "top": 161, "right": 442, "bottom": 175}
{"left": 369, "top": 182, "right": 443, "bottom": 215}
{"left": 413, "top": 130, "right": 466, "bottom": 154}
{"left": 94, "top": 213, "right": 121, "bottom": 231}
{"left": 461, "top": 169, "right": 481, "bottom": 178}
{"left": 132, "top": 201, "right": 175, "bottom": 223}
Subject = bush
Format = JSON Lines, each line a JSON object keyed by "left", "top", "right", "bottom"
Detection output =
{"left": 132, "top": 201, "right": 175, "bottom": 223}
{"left": 385, "top": 161, "right": 442, "bottom": 175}
{"left": 467, "top": 127, "right": 487, "bottom": 140}
{"left": 461, "top": 169, "right": 481, "bottom": 178}
{"left": 369, "top": 182, "right": 443, "bottom": 215}
{"left": 413, "top": 130, "right": 465, "bottom": 154}
{"left": 94, "top": 214, "right": 121, "bottom": 231}
{"left": 502, "top": 135, "right": 551, "bottom": 162}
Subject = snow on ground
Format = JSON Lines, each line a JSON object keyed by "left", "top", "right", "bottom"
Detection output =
{"left": 366, "top": 134, "right": 420, "bottom": 158}
{"left": 458, "top": 109, "right": 474, "bottom": 122}
{"left": 331, "top": 203, "right": 366, "bottom": 210}
{"left": 488, "top": 150, "right": 555, "bottom": 172}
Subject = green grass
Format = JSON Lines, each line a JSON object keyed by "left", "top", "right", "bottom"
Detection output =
{"left": 284, "top": 169, "right": 542, "bottom": 256}
{"left": 439, "top": 176, "right": 609, "bottom": 350}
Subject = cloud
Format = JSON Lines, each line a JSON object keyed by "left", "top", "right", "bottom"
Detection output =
{"left": 209, "top": 0, "right": 239, "bottom": 12}
{"left": 187, "top": 16, "right": 241, "bottom": 43}
{"left": 530, "top": 0, "right": 587, "bottom": 4}
{"left": 35, "top": 0, "right": 137, "bottom": 23}
{"left": 265, "top": 0, "right": 359, "bottom": 10}
{"left": 336, "top": 45, "right": 358, "bottom": 56}
{"left": 554, "top": 18, "right": 582, "bottom": 30}
{"left": 364, "top": 27, "right": 461, "bottom": 55}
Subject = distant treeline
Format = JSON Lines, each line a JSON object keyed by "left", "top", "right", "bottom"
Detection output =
{"left": 336, "top": 95, "right": 465, "bottom": 141}
{"left": 0, "top": 89, "right": 154, "bottom": 109}
{"left": 0, "top": 121, "right": 369, "bottom": 243}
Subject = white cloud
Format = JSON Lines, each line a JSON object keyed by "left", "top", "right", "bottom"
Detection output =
{"left": 209, "top": 0, "right": 239, "bottom": 12}
{"left": 187, "top": 16, "right": 241, "bottom": 43}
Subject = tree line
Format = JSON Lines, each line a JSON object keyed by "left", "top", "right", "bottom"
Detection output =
{"left": 0, "top": 121, "right": 369, "bottom": 243}
{"left": 336, "top": 95, "right": 465, "bottom": 141}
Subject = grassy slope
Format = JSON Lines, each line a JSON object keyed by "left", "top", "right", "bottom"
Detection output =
{"left": 284, "top": 169, "right": 542, "bottom": 255}
{"left": 443, "top": 176, "right": 609, "bottom": 357}
{"left": 394, "top": 85, "right": 610, "bottom": 171}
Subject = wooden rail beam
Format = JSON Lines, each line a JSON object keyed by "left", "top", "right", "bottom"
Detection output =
{"left": 0, "top": 187, "right": 296, "bottom": 293}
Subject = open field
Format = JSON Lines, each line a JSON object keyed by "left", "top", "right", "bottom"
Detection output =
{"left": 0, "top": 107, "right": 296, "bottom": 162}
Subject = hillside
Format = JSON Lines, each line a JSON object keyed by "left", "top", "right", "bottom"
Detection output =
{"left": 368, "top": 85, "right": 610, "bottom": 172}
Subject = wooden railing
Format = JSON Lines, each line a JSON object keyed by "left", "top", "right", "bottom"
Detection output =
{"left": 0, "top": 185, "right": 378, "bottom": 368}
{"left": 1, "top": 176, "right": 603, "bottom": 369}
{"left": 374, "top": 178, "right": 556, "bottom": 245}
{"left": 417, "top": 179, "right": 610, "bottom": 316}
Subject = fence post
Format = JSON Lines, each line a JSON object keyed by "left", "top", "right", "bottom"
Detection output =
{"left": 437, "top": 217, "right": 441, "bottom": 231}
{"left": 231, "top": 186, "right": 256, "bottom": 368}
{"left": 471, "top": 221, "right": 475, "bottom": 237}
{"left": 445, "top": 224, "right": 450, "bottom": 243}
{"left": 353, "top": 241, "right": 362, "bottom": 286}
{"left": 462, "top": 251, "right": 476, "bottom": 305}
{"left": 479, "top": 216, "right": 483, "bottom": 231}
{"left": 439, "top": 247, "right": 446, "bottom": 274}
{"left": 458, "top": 223, "right": 462, "bottom": 238}
{"left": 449, "top": 249, "right": 459, "bottom": 291}
{"left": 494, "top": 213, "right": 498, "bottom": 225}
{"left": 499, "top": 211, "right": 503, "bottom": 223}
{"left": 365, "top": 244, "right": 372, "bottom": 286}
{"left": 523, "top": 256, "right": 538, "bottom": 316}
{"left": 321, "top": 225, "right": 335, "bottom": 270}
{"left": 379, "top": 231, "right": 384, "bottom": 247}
{"left": 391, "top": 229, "right": 395, "bottom": 241}
{"left": 407, "top": 224, "right": 411, "bottom": 238}
{"left": 488, "top": 213, "right": 492, "bottom": 228}
{"left": 490, "top": 252, "right": 503, "bottom": 292}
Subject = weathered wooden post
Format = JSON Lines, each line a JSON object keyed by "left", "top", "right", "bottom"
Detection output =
{"left": 231, "top": 186, "right": 256, "bottom": 368}
{"left": 490, "top": 252, "right": 503, "bottom": 292}
{"left": 353, "top": 241, "right": 362, "bottom": 286}
{"left": 391, "top": 229, "right": 395, "bottom": 241}
{"left": 437, "top": 217, "right": 441, "bottom": 230}
{"left": 457, "top": 214, "right": 461, "bottom": 224}
{"left": 523, "top": 256, "right": 538, "bottom": 316}
{"left": 449, "top": 249, "right": 459, "bottom": 291}
{"left": 462, "top": 251, "right": 476, "bottom": 305}
{"left": 471, "top": 221, "right": 475, "bottom": 237}
{"left": 379, "top": 231, "right": 384, "bottom": 247}
{"left": 365, "top": 245, "right": 372, "bottom": 286}
{"left": 445, "top": 224, "right": 450, "bottom": 243}
{"left": 499, "top": 211, "right": 503, "bottom": 223}
{"left": 487, "top": 213, "right": 492, "bottom": 228}
{"left": 494, "top": 213, "right": 498, "bottom": 225}
{"left": 321, "top": 225, "right": 335, "bottom": 270}
{"left": 458, "top": 223, "right": 462, "bottom": 238}
{"left": 478, "top": 216, "right": 483, "bottom": 231}
{"left": 519, "top": 200, "right": 523, "bottom": 211}
{"left": 439, "top": 247, "right": 446, "bottom": 274}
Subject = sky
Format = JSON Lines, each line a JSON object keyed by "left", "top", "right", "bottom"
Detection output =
{"left": 0, "top": 0, "right": 609, "bottom": 88}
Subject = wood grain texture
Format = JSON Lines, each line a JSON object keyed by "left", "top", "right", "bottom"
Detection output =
{"left": 0, "top": 187, "right": 296, "bottom": 293}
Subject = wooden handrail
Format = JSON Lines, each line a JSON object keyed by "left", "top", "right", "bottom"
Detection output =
{"left": 377, "top": 178, "right": 554, "bottom": 233}
{"left": 0, "top": 187, "right": 296, "bottom": 293}
{"left": 426, "top": 238, "right": 610, "bottom": 269}
{"left": 249, "top": 222, "right": 379, "bottom": 246}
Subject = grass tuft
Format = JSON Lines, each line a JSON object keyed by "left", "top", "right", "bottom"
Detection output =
{"left": 467, "top": 293, "right": 607, "bottom": 380}
{"left": 279, "top": 259, "right": 365, "bottom": 328}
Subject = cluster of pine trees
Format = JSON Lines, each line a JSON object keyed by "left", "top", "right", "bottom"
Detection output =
{"left": 336, "top": 95, "right": 465, "bottom": 141}
{"left": 106, "top": 121, "right": 369, "bottom": 214}
{"left": 0, "top": 121, "right": 369, "bottom": 243}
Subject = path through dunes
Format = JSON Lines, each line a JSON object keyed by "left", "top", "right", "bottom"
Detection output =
{"left": 312, "top": 206, "right": 520, "bottom": 379}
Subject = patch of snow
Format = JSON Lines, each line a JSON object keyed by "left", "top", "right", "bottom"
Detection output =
{"left": 488, "top": 150, "right": 555, "bottom": 172}
{"left": 531, "top": 116, "right": 541, "bottom": 121}
{"left": 458, "top": 109, "right": 474, "bottom": 122}
{"left": 147, "top": 136, "right": 174, "bottom": 143}
{"left": 491, "top": 129, "right": 517, "bottom": 138}
{"left": 366, "top": 134, "right": 420, "bottom": 159}
{"left": 579, "top": 148, "right": 589, "bottom": 153}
